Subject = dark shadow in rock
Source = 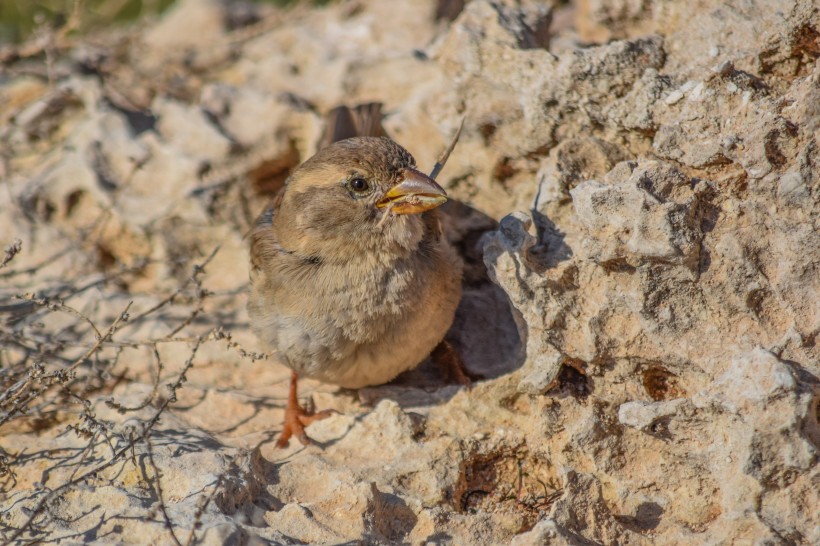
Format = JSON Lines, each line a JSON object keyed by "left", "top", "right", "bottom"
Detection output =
{"left": 615, "top": 501, "right": 664, "bottom": 533}
{"left": 529, "top": 177, "right": 574, "bottom": 272}
{"left": 221, "top": 0, "right": 261, "bottom": 31}
{"left": 697, "top": 189, "right": 721, "bottom": 274}
{"left": 437, "top": 0, "right": 552, "bottom": 49}
{"left": 530, "top": 206, "right": 573, "bottom": 270}
{"left": 24, "top": 511, "right": 131, "bottom": 545}
{"left": 424, "top": 531, "right": 455, "bottom": 545}
{"left": 439, "top": 199, "right": 522, "bottom": 384}
{"left": 781, "top": 358, "right": 820, "bottom": 450}
{"left": 698, "top": 246, "right": 713, "bottom": 274}
{"left": 645, "top": 416, "right": 674, "bottom": 442}
{"left": 105, "top": 99, "right": 157, "bottom": 135}
{"left": 214, "top": 448, "right": 280, "bottom": 528}
{"left": 440, "top": 199, "right": 497, "bottom": 287}
{"left": 360, "top": 200, "right": 523, "bottom": 409}
{"left": 781, "top": 358, "right": 820, "bottom": 388}
{"left": 546, "top": 363, "right": 592, "bottom": 400}
{"left": 365, "top": 484, "right": 419, "bottom": 544}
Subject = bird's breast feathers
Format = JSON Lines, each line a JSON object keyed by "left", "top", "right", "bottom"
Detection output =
{"left": 248, "top": 222, "right": 461, "bottom": 387}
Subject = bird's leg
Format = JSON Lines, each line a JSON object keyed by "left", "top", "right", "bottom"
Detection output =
{"left": 277, "top": 371, "right": 333, "bottom": 448}
{"left": 431, "top": 340, "right": 474, "bottom": 386}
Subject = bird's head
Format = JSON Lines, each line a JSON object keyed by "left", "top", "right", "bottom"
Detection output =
{"left": 273, "top": 137, "right": 448, "bottom": 260}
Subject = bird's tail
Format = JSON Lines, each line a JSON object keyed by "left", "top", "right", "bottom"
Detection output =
{"left": 318, "top": 102, "right": 387, "bottom": 148}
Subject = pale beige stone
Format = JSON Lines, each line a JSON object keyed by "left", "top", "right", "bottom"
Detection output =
{"left": 1, "top": 0, "right": 817, "bottom": 545}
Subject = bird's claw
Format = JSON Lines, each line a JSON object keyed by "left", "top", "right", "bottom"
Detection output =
{"left": 432, "top": 340, "right": 478, "bottom": 388}
{"left": 277, "top": 402, "right": 334, "bottom": 448}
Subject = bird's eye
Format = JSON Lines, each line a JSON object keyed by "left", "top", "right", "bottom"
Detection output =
{"left": 349, "top": 177, "right": 369, "bottom": 193}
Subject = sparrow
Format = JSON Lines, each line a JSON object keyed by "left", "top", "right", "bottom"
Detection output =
{"left": 247, "top": 133, "right": 463, "bottom": 447}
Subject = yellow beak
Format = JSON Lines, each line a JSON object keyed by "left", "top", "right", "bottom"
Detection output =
{"left": 376, "top": 169, "right": 448, "bottom": 215}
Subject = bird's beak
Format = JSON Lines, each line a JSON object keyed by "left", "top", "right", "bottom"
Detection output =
{"left": 376, "top": 169, "right": 448, "bottom": 215}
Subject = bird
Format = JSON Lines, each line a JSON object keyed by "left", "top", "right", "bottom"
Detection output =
{"left": 247, "top": 120, "right": 464, "bottom": 447}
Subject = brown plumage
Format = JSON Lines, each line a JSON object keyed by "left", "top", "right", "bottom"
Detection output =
{"left": 248, "top": 135, "right": 463, "bottom": 447}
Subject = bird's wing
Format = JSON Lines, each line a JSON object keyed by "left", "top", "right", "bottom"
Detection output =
{"left": 248, "top": 189, "right": 285, "bottom": 280}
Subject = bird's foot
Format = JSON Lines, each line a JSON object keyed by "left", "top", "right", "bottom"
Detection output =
{"left": 277, "top": 371, "right": 333, "bottom": 448}
{"left": 432, "top": 340, "right": 479, "bottom": 387}
{"left": 277, "top": 402, "right": 333, "bottom": 448}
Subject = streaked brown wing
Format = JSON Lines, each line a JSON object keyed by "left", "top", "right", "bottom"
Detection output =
{"left": 248, "top": 188, "right": 285, "bottom": 277}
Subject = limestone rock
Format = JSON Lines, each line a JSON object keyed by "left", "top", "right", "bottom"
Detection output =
{"left": 1, "top": 0, "right": 818, "bottom": 544}
{"left": 570, "top": 161, "right": 704, "bottom": 270}
{"left": 618, "top": 398, "right": 688, "bottom": 431}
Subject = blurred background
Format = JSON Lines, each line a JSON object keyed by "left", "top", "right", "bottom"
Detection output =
{"left": 0, "top": 0, "right": 334, "bottom": 44}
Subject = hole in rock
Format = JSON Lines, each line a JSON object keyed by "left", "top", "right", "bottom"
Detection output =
{"left": 600, "top": 258, "right": 636, "bottom": 274}
{"left": 108, "top": 103, "right": 157, "bottom": 136}
{"left": 435, "top": 0, "right": 466, "bottom": 22}
{"left": 815, "top": 398, "right": 819, "bottom": 424}
{"left": 745, "top": 288, "right": 768, "bottom": 315}
{"left": 804, "top": 392, "right": 820, "bottom": 450}
{"left": 642, "top": 366, "right": 685, "bottom": 401}
{"left": 451, "top": 447, "right": 561, "bottom": 533}
{"left": 493, "top": 157, "right": 517, "bottom": 184}
{"left": 248, "top": 141, "right": 300, "bottom": 197}
{"left": 479, "top": 122, "right": 497, "bottom": 144}
{"left": 547, "top": 360, "right": 591, "bottom": 399}
{"left": 25, "top": 195, "right": 56, "bottom": 222}
{"left": 96, "top": 244, "right": 117, "bottom": 271}
{"left": 64, "top": 189, "right": 85, "bottom": 217}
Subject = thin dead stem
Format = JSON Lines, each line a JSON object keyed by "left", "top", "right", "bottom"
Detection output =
{"left": 1, "top": 239, "right": 22, "bottom": 269}
{"left": 429, "top": 117, "right": 465, "bottom": 181}
{"left": 3, "top": 338, "right": 203, "bottom": 544}
{"left": 0, "top": 234, "right": 251, "bottom": 544}
{"left": 146, "top": 436, "right": 184, "bottom": 546}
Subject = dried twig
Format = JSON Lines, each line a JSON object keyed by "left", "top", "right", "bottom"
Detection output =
{"left": 105, "top": 345, "right": 162, "bottom": 414}
{"left": 208, "top": 328, "right": 269, "bottom": 361}
{"left": 145, "top": 436, "right": 184, "bottom": 546}
{"left": 184, "top": 474, "right": 224, "bottom": 546}
{"left": 15, "top": 293, "right": 102, "bottom": 339}
{"left": 0, "top": 301, "right": 131, "bottom": 432}
{"left": 66, "top": 302, "right": 132, "bottom": 373}
{"left": 128, "top": 246, "right": 220, "bottom": 326}
{"left": 4, "top": 340, "right": 202, "bottom": 543}
{"left": 429, "top": 118, "right": 465, "bottom": 181}
{"left": 1, "top": 239, "right": 22, "bottom": 269}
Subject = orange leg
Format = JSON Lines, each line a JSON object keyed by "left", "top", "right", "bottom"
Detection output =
{"left": 431, "top": 340, "right": 474, "bottom": 386}
{"left": 277, "top": 372, "right": 333, "bottom": 448}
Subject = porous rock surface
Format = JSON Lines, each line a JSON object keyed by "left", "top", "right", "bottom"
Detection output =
{"left": 1, "top": 0, "right": 817, "bottom": 544}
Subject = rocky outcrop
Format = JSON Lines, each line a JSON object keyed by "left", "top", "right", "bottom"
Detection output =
{"left": 1, "top": 0, "right": 817, "bottom": 544}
